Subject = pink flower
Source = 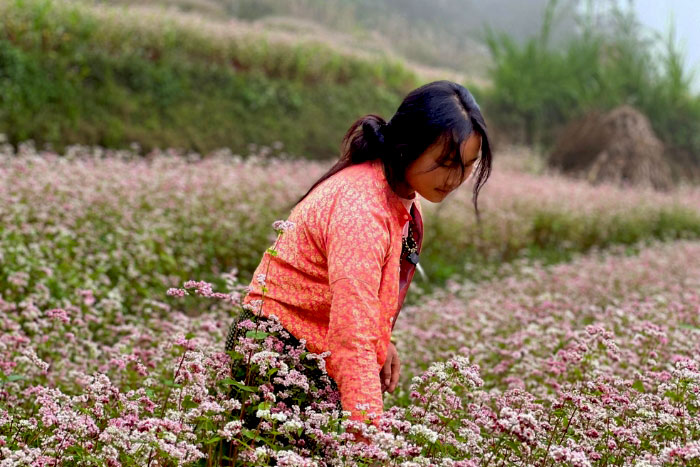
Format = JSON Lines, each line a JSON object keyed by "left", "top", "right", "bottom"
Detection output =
{"left": 46, "top": 308, "right": 70, "bottom": 323}
{"left": 272, "top": 219, "right": 295, "bottom": 234}
{"left": 166, "top": 288, "right": 188, "bottom": 297}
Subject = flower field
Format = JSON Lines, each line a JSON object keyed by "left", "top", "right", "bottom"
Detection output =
{"left": 2, "top": 142, "right": 700, "bottom": 465}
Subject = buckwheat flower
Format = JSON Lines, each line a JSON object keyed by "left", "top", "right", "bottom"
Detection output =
{"left": 447, "top": 355, "right": 484, "bottom": 388}
{"left": 409, "top": 424, "right": 439, "bottom": 443}
{"left": 272, "top": 219, "right": 295, "bottom": 234}
{"left": 305, "top": 350, "right": 330, "bottom": 373}
{"left": 244, "top": 299, "right": 264, "bottom": 311}
{"left": 8, "top": 271, "right": 29, "bottom": 287}
{"left": 183, "top": 280, "right": 214, "bottom": 296}
{"left": 550, "top": 446, "right": 592, "bottom": 467}
{"left": 78, "top": 289, "right": 96, "bottom": 306}
{"left": 281, "top": 419, "right": 303, "bottom": 433}
{"left": 250, "top": 350, "right": 288, "bottom": 376}
{"left": 218, "top": 420, "right": 243, "bottom": 441}
{"left": 44, "top": 307, "right": 70, "bottom": 324}
{"left": 166, "top": 288, "right": 188, "bottom": 297}
{"left": 102, "top": 445, "right": 120, "bottom": 464}
{"left": 19, "top": 347, "right": 49, "bottom": 372}
{"left": 174, "top": 335, "right": 196, "bottom": 351}
{"left": 221, "top": 398, "right": 242, "bottom": 411}
{"left": 256, "top": 273, "right": 267, "bottom": 287}
{"left": 273, "top": 369, "right": 310, "bottom": 391}
{"left": 254, "top": 446, "right": 272, "bottom": 462}
{"left": 270, "top": 412, "right": 287, "bottom": 422}
{"left": 275, "top": 449, "right": 313, "bottom": 466}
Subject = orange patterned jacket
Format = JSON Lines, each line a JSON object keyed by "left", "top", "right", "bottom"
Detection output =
{"left": 242, "top": 158, "right": 424, "bottom": 425}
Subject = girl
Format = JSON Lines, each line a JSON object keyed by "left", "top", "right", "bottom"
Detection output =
{"left": 225, "top": 79, "right": 492, "bottom": 446}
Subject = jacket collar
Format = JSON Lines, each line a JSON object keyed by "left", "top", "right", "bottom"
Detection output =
{"left": 370, "top": 159, "right": 420, "bottom": 226}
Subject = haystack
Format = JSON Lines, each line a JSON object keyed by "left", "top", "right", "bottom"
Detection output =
{"left": 548, "top": 105, "right": 673, "bottom": 191}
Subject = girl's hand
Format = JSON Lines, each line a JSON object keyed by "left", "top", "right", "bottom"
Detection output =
{"left": 380, "top": 342, "right": 400, "bottom": 393}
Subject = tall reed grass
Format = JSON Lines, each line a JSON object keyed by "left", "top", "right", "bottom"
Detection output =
{"left": 483, "top": 0, "right": 700, "bottom": 173}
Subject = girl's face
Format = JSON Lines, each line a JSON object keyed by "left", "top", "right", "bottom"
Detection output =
{"left": 397, "top": 132, "right": 482, "bottom": 202}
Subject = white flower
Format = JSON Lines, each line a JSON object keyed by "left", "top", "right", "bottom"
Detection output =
{"left": 409, "top": 424, "right": 439, "bottom": 443}
{"left": 281, "top": 420, "right": 303, "bottom": 432}
{"left": 270, "top": 412, "right": 287, "bottom": 422}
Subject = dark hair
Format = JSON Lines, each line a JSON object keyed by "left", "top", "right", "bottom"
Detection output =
{"left": 290, "top": 80, "right": 493, "bottom": 220}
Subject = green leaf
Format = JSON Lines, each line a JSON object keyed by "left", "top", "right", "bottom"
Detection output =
{"left": 257, "top": 401, "right": 272, "bottom": 411}
{"left": 201, "top": 419, "right": 216, "bottom": 431}
{"left": 4, "top": 374, "right": 25, "bottom": 383}
{"left": 204, "top": 436, "right": 222, "bottom": 444}
{"left": 227, "top": 351, "right": 244, "bottom": 361}
{"left": 229, "top": 380, "right": 257, "bottom": 392}
{"left": 241, "top": 428, "right": 266, "bottom": 442}
{"left": 182, "top": 394, "right": 199, "bottom": 409}
{"left": 632, "top": 379, "right": 645, "bottom": 393}
{"left": 185, "top": 332, "right": 195, "bottom": 339}
{"left": 266, "top": 248, "right": 278, "bottom": 256}
{"left": 163, "top": 378, "right": 182, "bottom": 388}
{"left": 246, "top": 330, "right": 269, "bottom": 339}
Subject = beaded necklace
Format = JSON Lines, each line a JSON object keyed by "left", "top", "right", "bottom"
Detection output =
{"left": 401, "top": 219, "right": 420, "bottom": 265}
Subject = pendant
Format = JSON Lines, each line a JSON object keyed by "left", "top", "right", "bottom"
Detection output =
{"left": 407, "top": 251, "right": 420, "bottom": 265}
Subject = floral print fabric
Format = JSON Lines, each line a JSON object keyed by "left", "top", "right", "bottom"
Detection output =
{"left": 241, "top": 158, "right": 424, "bottom": 425}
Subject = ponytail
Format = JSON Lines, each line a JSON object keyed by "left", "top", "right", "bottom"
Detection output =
{"left": 289, "top": 114, "right": 389, "bottom": 209}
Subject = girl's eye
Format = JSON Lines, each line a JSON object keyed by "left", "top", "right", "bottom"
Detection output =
{"left": 442, "top": 158, "right": 477, "bottom": 169}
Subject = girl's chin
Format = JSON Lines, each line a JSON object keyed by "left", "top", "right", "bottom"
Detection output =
{"left": 421, "top": 189, "right": 448, "bottom": 202}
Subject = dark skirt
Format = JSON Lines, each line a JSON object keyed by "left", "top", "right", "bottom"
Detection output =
{"left": 219, "top": 306, "right": 343, "bottom": 464}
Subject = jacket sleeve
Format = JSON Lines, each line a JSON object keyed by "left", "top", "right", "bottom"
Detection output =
{"left": 324, "top": 190, "right": 390, "bottom": 426}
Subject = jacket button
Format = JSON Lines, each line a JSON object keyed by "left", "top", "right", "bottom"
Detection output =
{"left": 389, "top": 316, "right": 394, "bottom": 323}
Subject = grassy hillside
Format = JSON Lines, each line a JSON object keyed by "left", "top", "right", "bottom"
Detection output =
{"left": 0, "top": 0, "right": 427, "bottom": 158}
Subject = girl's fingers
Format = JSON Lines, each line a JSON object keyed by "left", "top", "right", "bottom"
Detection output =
{"left": 389, "top": 353, "right": 400, "bottom": 392}
{"left": 381, "top": 356, "right": 392, "bottom": 388}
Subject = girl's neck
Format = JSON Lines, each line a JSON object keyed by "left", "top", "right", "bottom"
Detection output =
{"left": 394, "top": 181, "right": 416, "bottom": 199}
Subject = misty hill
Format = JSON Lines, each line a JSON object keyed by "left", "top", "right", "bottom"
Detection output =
{"left": 95, "top": 0, "right": 579, "bottom": 82}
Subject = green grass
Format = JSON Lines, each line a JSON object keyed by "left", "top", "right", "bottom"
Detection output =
{"left": 0, "top": 0, "right": 421, "bottom": 158}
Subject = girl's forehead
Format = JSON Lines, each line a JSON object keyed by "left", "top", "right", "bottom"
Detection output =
{"left": 423, "top": 132, "right": 481, "bottom": 164}
{"left": 438, "top": 133, "right": 481, "bottom": 159}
